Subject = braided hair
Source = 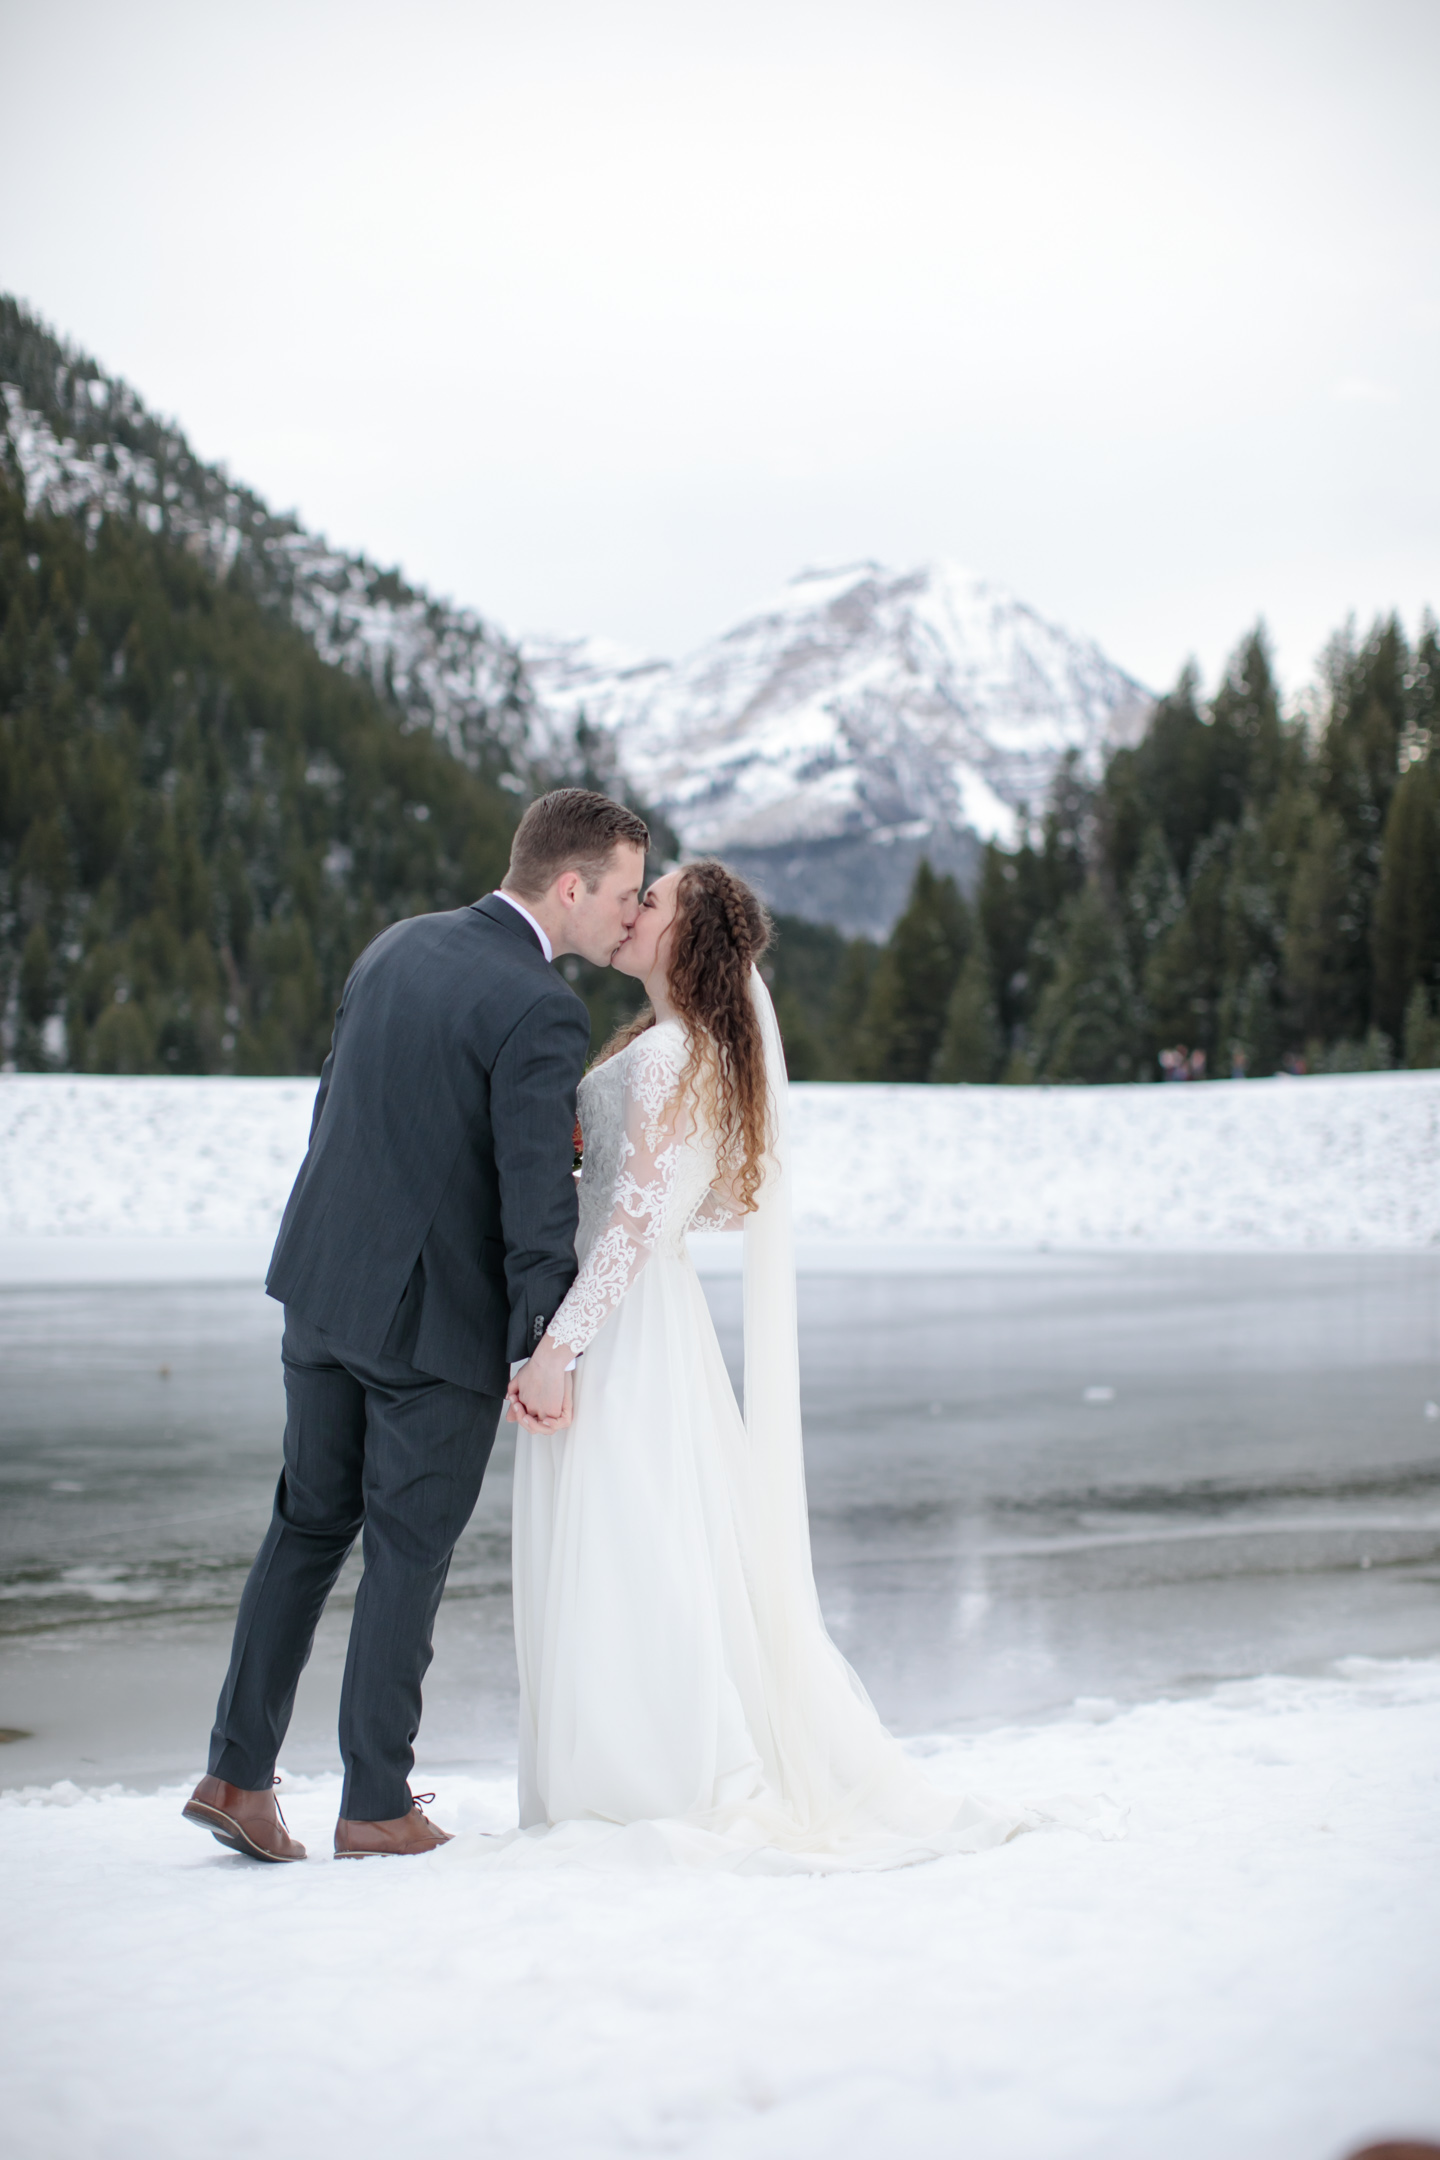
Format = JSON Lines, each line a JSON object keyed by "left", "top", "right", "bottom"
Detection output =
{"left": 597, "top": 859, "right": 774, "bottom": 1212}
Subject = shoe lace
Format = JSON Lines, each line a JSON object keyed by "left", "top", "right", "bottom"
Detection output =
{"left": 271, "top": 1773, "right": 291, "bottom": 1830}
{"left": 411, "top": 1792, "right": 435, "bottom": 1811}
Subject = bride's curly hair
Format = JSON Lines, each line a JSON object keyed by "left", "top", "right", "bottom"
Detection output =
{"left": 598, "top": 859, "right": 774, "bottom": 1213}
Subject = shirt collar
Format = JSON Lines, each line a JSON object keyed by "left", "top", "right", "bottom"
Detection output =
{"left": 492, "top": 890, "right": 554, "bottom": 964}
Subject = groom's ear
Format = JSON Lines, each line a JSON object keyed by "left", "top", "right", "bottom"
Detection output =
{"left": 552, "top": 870, "right": 584, "bottom": 912}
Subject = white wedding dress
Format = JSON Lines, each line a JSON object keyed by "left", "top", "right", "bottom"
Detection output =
{"left": 467, "top": 974, "right": 1040, "bottom": 1873}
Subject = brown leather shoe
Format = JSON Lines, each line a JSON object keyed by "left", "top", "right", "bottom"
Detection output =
{"left": 334, "top": 1793, "right": 452, "bottom": 1858}
{"left": 182, "top": 1775, "right": 307, "bottom": 1862}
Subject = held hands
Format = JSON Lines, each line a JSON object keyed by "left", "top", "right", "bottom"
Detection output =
{"left": 505, "top": 1336, "right": 575, "bottom": 1435}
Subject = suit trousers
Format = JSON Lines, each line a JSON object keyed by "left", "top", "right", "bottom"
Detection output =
{"left": 207, "top": 1310, "right": 502, "bottom": 1821}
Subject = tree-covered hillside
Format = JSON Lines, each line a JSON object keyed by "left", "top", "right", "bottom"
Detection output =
{"left": 0, "top": 296, "right": 535, "bottom": 779}
{"left": 0, "top": 471, "right": 521, "bottom": 1073}
{"left": 764, "top": 620, "right": 1440, "bottom": 1081}
{"left": 0, "top": 296, "right": 681, "bottom": 1074}
{"left": 4, "top": 290, "right": 1434, "bottom": 1085}
{"left": 6, "top": 460, "right": 1433, "bottom": 1086}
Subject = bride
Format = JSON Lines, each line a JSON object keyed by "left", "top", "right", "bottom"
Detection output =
{"left": 492, "top": 859, "right": 1031, "bottom": 1872}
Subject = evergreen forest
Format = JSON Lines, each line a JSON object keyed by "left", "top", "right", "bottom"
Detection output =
{"left": 2, "top": 396, "right": 1436, "bottom": 1084}
{"left": 0, "top": 468, "right": 526, "bottom": 1075}
{"left": 767, "top": 620, "right": 1440, "bottom": 1081}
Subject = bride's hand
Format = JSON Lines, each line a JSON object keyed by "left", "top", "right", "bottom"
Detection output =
{"left": 507, "top": 1369, "right": 574, "bottom": 1435}
{"left": 507, "top": 1339, "right": 574, "bottom": 1433}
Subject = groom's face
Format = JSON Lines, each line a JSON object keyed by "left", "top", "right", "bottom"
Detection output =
{"left": 563, "top": 843, "right": 646, "bottom": 966}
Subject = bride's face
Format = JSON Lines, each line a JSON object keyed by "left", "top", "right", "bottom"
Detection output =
{"left": 612, "top": 869, "right": 682, "bottom": 984}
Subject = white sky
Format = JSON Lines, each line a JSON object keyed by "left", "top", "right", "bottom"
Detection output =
{"left": 1, "top": 0, "right": 1437, "bottom": 694}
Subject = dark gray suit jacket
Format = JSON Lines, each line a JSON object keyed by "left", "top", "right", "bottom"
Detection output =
{"left": 266, "top": 895, "right": 591, "bottom": 1396}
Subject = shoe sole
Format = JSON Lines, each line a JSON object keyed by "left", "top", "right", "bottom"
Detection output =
{"left": 332, "top": 1844, "right": 449, "bottom": 1859}
{"left": 182, "top": 1799, "right": 304, "bottom": 1863}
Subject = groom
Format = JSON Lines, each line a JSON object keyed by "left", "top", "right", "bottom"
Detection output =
{"left": 183, "top": 789, "right": 649, "bottom": 1862}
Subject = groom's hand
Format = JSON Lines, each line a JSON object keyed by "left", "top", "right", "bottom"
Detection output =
{"left": 506, "top": 1340, "right": 574, "bottom": 1433}
{"left": 506, "top": 1367, "right": 573, "bottom": 1434}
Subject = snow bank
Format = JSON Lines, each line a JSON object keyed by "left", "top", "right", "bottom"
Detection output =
{"left": 791, "top": 1068, "right": 1440, "bottom": 1250}
{"left": 0, "top": 1075, "right": 316, "bottom": 1241}
{"left": 2, "top": 1657, "right": 1437, "bottom": 2159}
{"left": 4, "top": 1068, "right": 1439, "bottom": 1261}
{"left": 0, "top": 1069, "right": 1436, "bottom": 1281}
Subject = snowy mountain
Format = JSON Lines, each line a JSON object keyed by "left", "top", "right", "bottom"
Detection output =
{"left": 0, "top": 301, "right": 534, "bottom": 781}
{"left": 2, "top": 303, "right": 1152, "bottom": 941}
{"left": 525, "top": 563, "right": 1152, "bottom": 937}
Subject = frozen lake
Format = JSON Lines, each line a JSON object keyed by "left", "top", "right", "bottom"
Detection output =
{"left": 2, "top": 1254, "right": 1438, "bottom": 1794}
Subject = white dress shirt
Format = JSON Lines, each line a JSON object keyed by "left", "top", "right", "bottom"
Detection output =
{"left": 491, "top": 889, "right": 553, "bottom": 962}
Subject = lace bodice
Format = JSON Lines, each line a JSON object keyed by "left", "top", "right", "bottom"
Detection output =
{"left": 546, "top": 1022, "right": 738, "bottom": 1356}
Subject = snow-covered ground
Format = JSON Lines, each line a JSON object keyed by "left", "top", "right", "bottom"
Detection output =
{"left": 1, "top": 1069, "right": 1436, "bottom": 1284}
{"left": 5, "top": 1077, "right": 1438, "bottom": 2152}
{"left": 0, "top": 1075, "right": 314, "bottom": 1283}
{"left": 788, "top": 1068, "right": 1439, "bottom": 1250}
{"left": 3, "top": 1657, "right": 1437, "bottom": 2160}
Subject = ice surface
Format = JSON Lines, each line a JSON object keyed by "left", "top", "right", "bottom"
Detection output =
{"left": 2, "top": 1070, "right": 1436, "bottom": 1286}
{"left": 2, "top": 1658, "right": 1437, "bottom": 2158}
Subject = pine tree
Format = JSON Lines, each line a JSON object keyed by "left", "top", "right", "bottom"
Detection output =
{"left": 1407, "top": 614, "right": 1439, "bottom": 767}
{"left": 1215, "top": 808, "right": 1294, "bottom": 1076}
{"left": 744, "top": 924, "right": 885, "bottom": 1082}
{"left": 827, "top": 938, "right": 879, "bottom": 1078}
{"left": 1031, "top": 884, "right": 1144, "bottom": 1083}
{"left": 856, "top": 860, "right": 970, "bottom": 1082}
{"left": 90, "top": 995, "right": 157, "bottom": 1073}
{"left": 1207, "top": 626, "right": 1284, "bottom": 816}
{"left": 1308, "top": 1027, "right": 1395, "bottom": 1074}
{"left": 1308, "top": 615, "right": 1414, "bottom": 1039}
{"left": 1125, "top": 663, "right": 1214, "bottom": 879}
{"left": 1029, "top": 887, "right": 1137, "bottom": 1082}
{"left": 1403, "top": 984, "right": 1440, "bottom": 1069}
{"left": 17, "top": 920, "right": 52, "bottom": 1065}
{"left": 1223, "top": 963, "right": 1282, "bottom": 1077}
{"left": 977, "top": 837, "right": 1047, "bottom": 1051}
{"left": 1122, "top": 824, "right": 1183, "bottom": 980}
{"left": 1037, "top": 751, "right": 1094, "bottom": 917}
{"left": 1372, "top": 754, "right": 1440, "bottom": 1043}
{"left": 1098, "top": 741, "right": 1149, "bottom": 898}
{"left": 1143, "top": 833, "right": 1233, "bottom": 1070}
{"left": 1320, "top": 616, "right": 1410, "bottom": 838}
{"left": 933, "top": 938, "right": 1002, "bottom": 1082}
{"left": 1284, "top": 806, "right": 1362, "bottom": 1048}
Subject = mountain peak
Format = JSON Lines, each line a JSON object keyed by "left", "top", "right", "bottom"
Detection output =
{"left": 3, "top": 297, "right": 1151, "bottom": 940}
{"left": 524, "top": 560, "right": 1151, "bottom": 936}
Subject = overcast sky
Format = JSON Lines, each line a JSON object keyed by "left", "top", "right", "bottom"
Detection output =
{"left": 2, "top": 0, "right": 1436, "bottom": 693}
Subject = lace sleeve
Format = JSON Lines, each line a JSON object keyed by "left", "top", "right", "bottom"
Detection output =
{"left": 546, "top": 1033, "right": 697, "bottom": 1355}
{"left": 685, "top": 1178, "right": 743, "bottom": 1232}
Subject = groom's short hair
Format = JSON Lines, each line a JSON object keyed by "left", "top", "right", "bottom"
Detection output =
{"left": 505, "top": 789, "right": 650, "bottom": 900}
